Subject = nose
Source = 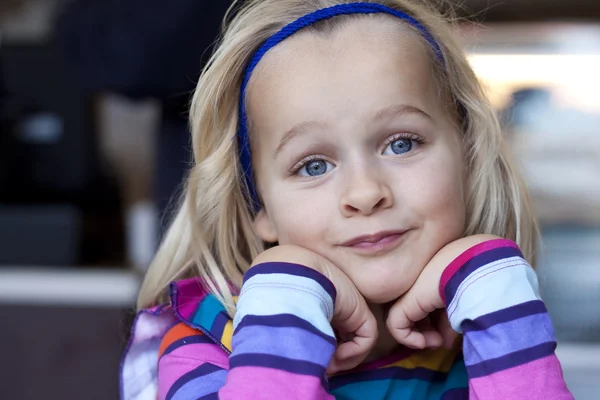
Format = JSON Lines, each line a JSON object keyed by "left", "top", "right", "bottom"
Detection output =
{"left": 340, "top": 164, "right": 393, "bottom": 217}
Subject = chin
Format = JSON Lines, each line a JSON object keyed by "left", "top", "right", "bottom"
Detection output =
{"left": 358, "top": 280, "right": 414, "bottom": 304}
{"left": 350, "top": 259, "right": 421, "bottom": 304}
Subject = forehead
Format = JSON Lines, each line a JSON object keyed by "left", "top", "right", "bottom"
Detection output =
{"left": 246, "top": 16, "right": 440, "bottom": 140}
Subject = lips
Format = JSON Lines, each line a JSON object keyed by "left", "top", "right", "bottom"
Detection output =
{"left": 340, "top": 230, "right": 408, "bottom": 247}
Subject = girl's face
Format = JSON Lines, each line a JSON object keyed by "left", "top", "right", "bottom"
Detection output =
{"left": 249, "top": 18, "right": 466, "bottom": 303}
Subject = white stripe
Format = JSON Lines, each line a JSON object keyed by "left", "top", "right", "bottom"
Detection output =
{"left": 242, "top": 272, "right": 335, "bottom": 318}
{"left": 448, "top": 257, "right": 541, "bottom": 332}
{"left": 234, "top": 273, "right": 335, "bottom": 337}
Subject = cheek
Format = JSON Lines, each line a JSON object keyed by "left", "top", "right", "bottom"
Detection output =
{"left": 267, "top": 186, "right": 335, "bottom": 245}
{"left": 408, "top": 152, "right": 466, "bottom": 233}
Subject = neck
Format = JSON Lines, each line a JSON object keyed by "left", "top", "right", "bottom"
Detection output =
{"left": 364, "top": 302, "right": 402, "bottom": 363}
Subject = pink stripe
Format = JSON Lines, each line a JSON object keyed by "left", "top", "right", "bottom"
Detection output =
{"left": 158, "top": 343, "right": 229, "bottom": 400}
{"left": 469, "top": 355, "right": 572, "bottom": 400}
{"left": 439, "top": 239, "right": 518, "bottom": 304}
{"left": 171, "top": 278, "right": 209, "bottom": 320}
{"left": 220, "top": 366, "right": 334, "bottom": 399}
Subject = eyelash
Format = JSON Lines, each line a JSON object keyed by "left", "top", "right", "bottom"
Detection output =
{"left": 289, "top": 154, "right": 327, "bottom": 176}
{"left": 288, "top": 132, "right": 426, "bottom": 176}
{"left": 382, "top": 132, "right": 426, "bottom": 150}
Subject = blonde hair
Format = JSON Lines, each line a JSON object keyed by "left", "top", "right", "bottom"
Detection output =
{"left": 137, "top": 0, "right": 539, "bottom": 312}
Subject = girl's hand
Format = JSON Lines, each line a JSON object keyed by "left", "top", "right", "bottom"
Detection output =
{"left": 252, "top": 245, "right": 378, "bottom": 374}
{"left": 386, "top": 234, "right": 501, "bottom": 349}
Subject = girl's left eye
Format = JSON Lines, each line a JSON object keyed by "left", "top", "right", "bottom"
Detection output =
{"left": 297, "top": 159, "right": 334, "bottom": 177}
{"left": 383, "top": 137, "right": 416, "bottom": 156}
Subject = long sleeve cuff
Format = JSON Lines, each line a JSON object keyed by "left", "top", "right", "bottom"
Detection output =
{"left": 438, "top": 239, "right": 540, "bottom": 333}
{"left": 438, "top": 239, "right": 572, "bottom": 399}
{"left": 230, "top": 262, "right": 337, "bottom": 386}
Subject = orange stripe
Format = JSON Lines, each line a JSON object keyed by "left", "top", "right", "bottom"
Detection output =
{"left": 158, "top": 322, "right": 204, "bottom": 358}
{"left": 221, "top": 320, "right": 233, "bottom": 352}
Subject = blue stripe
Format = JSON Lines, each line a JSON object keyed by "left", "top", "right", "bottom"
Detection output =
{"left": 235, "top": 313, "right": 337, "bottom": 345}
{"left": 162, "top": 334, "right": 215, "bottom": 357}
{"left": 329, "top": 366, "right": 445, "bottom": 390}
{"left": 191, "top": 294, "right": 227, "bottom": 332}
{"left": 462, "top": 300, "right": 547, "bottom": 332}
{"left": 466, "top": 341, "right": 557, "bottom": 378}
{"left": 229, "top": 353, "right": 326, "bottom": 378}
{"left": 243, "top": 262, "right": 337, "bottom": 300}
{"left": 444, "top": 247, "right": 523, "bottom": 305}
{"left": 330, "top": 359, "right": 468, "bottom": 398}
{"left": 166, "top": 363, "right": 225, "bottom": 400}
{"left": 331, "top": 377, "right": 428, "bottom": 399}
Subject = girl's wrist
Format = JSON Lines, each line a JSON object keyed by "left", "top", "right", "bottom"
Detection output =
{"left": 437, "top": 235, "right": 510, "bottom": 306}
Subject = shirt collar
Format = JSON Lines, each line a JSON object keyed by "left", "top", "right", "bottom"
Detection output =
{"left": 168, "top": 278, "right": 233, "bottom": 353}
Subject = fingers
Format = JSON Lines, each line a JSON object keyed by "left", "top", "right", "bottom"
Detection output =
{"left": 329, "top": 291, "right": 378, "bottom": 374}
{"left": 386, "top": 318, "right": 443, "bottom": 350}
{"left": 386, "top": 291, "right": 439, "bottom": 349}
{"left": 328, "top": 330, "right": 375, "bottom": 374}
{"left": 416, "top": 317, "right": 444, "bottom": 349}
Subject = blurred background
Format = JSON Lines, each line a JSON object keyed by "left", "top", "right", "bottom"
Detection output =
{"left": 0, "top": 0, "right": 598, "bottom": 399}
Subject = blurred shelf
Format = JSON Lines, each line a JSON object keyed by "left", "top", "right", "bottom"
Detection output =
{"left": 557, "top": 342, "right": 600, "bottom": 369}
{"left": 557, "top": 343, "right": 600, "bottom": 400}
{"left": 465, "top": 0, "right": 600, "bottom": 21}
{"left": 0, "top": 268, "right": 597, "bottom": 397}
{"left": 0, "top": 267, "right": 139, "bottom": 307}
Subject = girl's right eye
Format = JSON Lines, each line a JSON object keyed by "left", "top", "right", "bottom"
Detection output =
{"left": 295, "top": 158, "right": 335, "bottom": 177}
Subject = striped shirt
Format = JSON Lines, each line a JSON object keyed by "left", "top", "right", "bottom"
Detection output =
{"left": 121, "top": 239, "right": 573, "bottom": 399}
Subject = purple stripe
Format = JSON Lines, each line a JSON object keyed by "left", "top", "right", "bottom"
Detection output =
{"left": 235, "top": 314, "right": 337, "bottom": 345}
{"left": 232, "top": 324, "right": 335, "bottom": 367}
{"left": 463, "top": 312, "right": 556, "bottom": 365}
{"left": 229, "top": 353, "right": 326, "bottom": 378}
{"left": 243, "top": 262, "right": 337, "bottom": 300}
{"left": 198, "top": 394, "right": 219, "bottom": 400}
{"left": 210, "top": 311, "right": 230, "bottom": 340}
{"left": 444, "top": 247, "right": 524, "bottom": 305}
{"left": 462, "top": 300, "right": 547, "bottom": 332}
{"left": 166, "top": 363, "right": 225, "bottom": 400}
{"left": 441, "top": 388, "right": 469, "bottom": 399}
{"left": 171, "top": 370, "right": 227, "bottom": 400}
{"left": 466, "top": 342, "right": 557, "bottom": 378}
{"left": 329, "top": 366, "right": 446, "bottom": 390}
{"left": 162, "top": 334, "right": 215, "bottom": 357}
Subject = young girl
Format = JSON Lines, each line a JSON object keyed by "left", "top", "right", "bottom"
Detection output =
{"left": 121, "top": 1, "right": 573, "bottom": 399}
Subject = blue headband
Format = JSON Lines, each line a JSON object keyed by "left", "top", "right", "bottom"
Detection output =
{"left": 237, "top": 2, "right": 444, "bottom": 211}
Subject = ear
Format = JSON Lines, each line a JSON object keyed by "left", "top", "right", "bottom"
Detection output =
{"left": 253, "top": 208, "right": 278, "bottom": 243}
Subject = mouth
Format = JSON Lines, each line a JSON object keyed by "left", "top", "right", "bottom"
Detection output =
{"left": 340, "top": 230, "right": 409, "bottom": 254}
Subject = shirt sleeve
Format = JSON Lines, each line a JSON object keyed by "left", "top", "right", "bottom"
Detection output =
{"left": 440, "top": 238, "right": 574, "bottom": 400}
{"left": 158, "top": 262, "right": 337, "bottom": 400}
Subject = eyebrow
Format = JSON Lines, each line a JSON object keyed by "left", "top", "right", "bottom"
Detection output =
{"left": 273, "top": 104, "right": 432, "bottom": 158}
{"left": 372, "top": 104, "right": 433, "bottom": 122}
{"left": 274, "top": 120, "right": 328, "bottom": 158}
